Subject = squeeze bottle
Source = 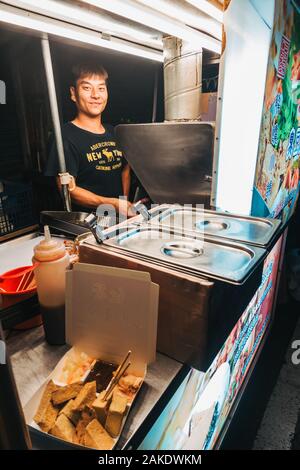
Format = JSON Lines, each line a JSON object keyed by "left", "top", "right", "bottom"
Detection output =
{"left": 33, "top": 226, "right": 69, "bottom": 345}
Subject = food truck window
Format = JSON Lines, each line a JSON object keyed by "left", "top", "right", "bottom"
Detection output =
{"left": 0, "top": 32, "right": 24, "bottom": 179}
{"left": 0, "top": 25, "right": 163, "bottom": 238}
{"left": 50, "top": 41, "right": 164, "bottom": 126}
{"left": 50, "top": 41, "right": 164, "bottom": 203}
{"left": 0, "top": 29, "right": 51, "bottom": 238}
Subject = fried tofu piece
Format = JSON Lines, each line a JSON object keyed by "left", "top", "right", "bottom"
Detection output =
{"left": 75, "top": 406, "right": 96, "bottom": 445}
{"left": 118, "top": 375, "right": 143, "bottom": 394}
{"left": 72, "top": 381, "right": 96, "bottom": 412}
{"left": 92, "top": 391, "right": 112, "bottom": 426}
{"left": 33, "top": 380, "right": 60, "bottom": 429}
{"left": 59, "top": 399, "right": 74, "bottom": 416}
{"left": 52, "top": 382, "right": 83, "bottom": 405}
{"left": 59, "top": 399, "right": 80, "bottom": 425}
{"left": 50, "top": 414, "right": 76, "bottom": 443}
{"left": 38, "top": 402, "right": 59, "bottom": 433}
{"left": 105, "top": 393, "right": 128, "bottom": 438}
{"left": 84, "top": 419, "right": 114, "bottom": 450}
{"left": 116, "top": 375, "right": 143, "bottom": 403}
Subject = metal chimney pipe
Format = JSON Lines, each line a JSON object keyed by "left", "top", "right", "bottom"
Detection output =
{"left": 41, "top": 35, "right": 72, "bottom": 212}
{"left": 163, "top": 36, "right": 202, "bottom": 121}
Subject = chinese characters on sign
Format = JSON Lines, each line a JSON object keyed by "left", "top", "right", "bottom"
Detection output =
{"left": 252, "top": 0, "right": 300, "bottom": 223}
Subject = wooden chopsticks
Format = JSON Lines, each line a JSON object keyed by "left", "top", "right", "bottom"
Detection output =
{"left": 104, "top": 350, "right": 132, "bottom": 400}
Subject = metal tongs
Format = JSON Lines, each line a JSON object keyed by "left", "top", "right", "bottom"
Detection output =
{"left": 84, "top": 199, "right": 151, "bottom": 244}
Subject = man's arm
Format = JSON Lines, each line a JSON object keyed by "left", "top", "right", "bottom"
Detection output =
{"left": 56, "top": 177, "right": 132, "bottom": 215}
{"left": 122, "top": 164, "right": 131, "bottom": 198}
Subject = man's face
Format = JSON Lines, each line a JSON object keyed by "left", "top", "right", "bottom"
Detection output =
{"left": 70, "top": 74, "right": 108, "bottom": 117}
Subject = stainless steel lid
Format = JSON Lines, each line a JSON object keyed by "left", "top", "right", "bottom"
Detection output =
{"left": 115, "top": 122, "right": 214, "bottom": 204}
{"left": 101, "top": 225, "right": 266, "bottom": 284}
{"left": 147, "top": 205, "right": 281, "bottom": 248}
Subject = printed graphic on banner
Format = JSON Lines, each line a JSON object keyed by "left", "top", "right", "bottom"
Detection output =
{"left": 137, "top": 237, "right": 283, "bottom": 450}
{"left": 200, "top": 237, "right": 283, "bottom": 449}
{"left": 252, "top": 0, "right": 300, "bottom": 223}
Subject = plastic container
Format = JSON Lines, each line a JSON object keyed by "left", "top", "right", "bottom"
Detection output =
{"left": 0, "top": 265, "right": 41, "bottom": 327}
{"left": 0, "top": 181, "right": 37, "bottom": 237}
{"left": 0, "top": 181, "right": 13, "bottom": 235}
{"left": 33, "top": 226, "right": 70, "bottom": 345}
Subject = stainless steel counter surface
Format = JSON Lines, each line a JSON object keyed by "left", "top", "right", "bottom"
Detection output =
{"left": 6, "top": 326, "right": 182, "bottom": 450}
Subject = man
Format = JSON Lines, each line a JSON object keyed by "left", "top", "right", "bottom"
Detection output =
{"left": 45, "top": 63, "right": 132, "bottom": 216}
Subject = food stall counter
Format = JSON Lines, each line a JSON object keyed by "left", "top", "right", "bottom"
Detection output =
{"left": 6, "top": 325, "right": 184, "bottom": 450}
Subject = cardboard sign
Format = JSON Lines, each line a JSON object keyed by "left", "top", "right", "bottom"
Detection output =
{"left": 65, "top": 263, "right": 159, "bottom": 373}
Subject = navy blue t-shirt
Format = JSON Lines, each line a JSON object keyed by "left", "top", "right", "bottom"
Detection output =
{"left": 45, "top": 122, "right": 126, "bottom": 211}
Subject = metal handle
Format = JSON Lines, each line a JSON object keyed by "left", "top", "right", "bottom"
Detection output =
{"left": 165, "top": 246, "right": 203, "bottom": 257}
{"left": 162, "top": 241, "right": 204, "bottom": 258}
{"left": 133, "top": 200, "right": 151, "bottom": 221}
{"left": 84, "top": 214, "right": 105, "bottom": 244}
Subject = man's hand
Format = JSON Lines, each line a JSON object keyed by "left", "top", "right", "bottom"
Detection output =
{"left": 111, "top": 198, "right": 135, "bottom": 217}
{"left": 56, "top": 177, "right": 135, "bottom": 217}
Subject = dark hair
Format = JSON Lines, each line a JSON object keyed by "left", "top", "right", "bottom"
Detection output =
{"left": 71, "top": 62, "right": 108, "bottom": 87}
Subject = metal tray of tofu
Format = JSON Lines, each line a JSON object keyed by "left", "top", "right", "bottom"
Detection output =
{"left": 147, "top": 205, "right": 281, "bottom": 248}
{"left": 101, "top": 225, "right": 266, "bottom": 284}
